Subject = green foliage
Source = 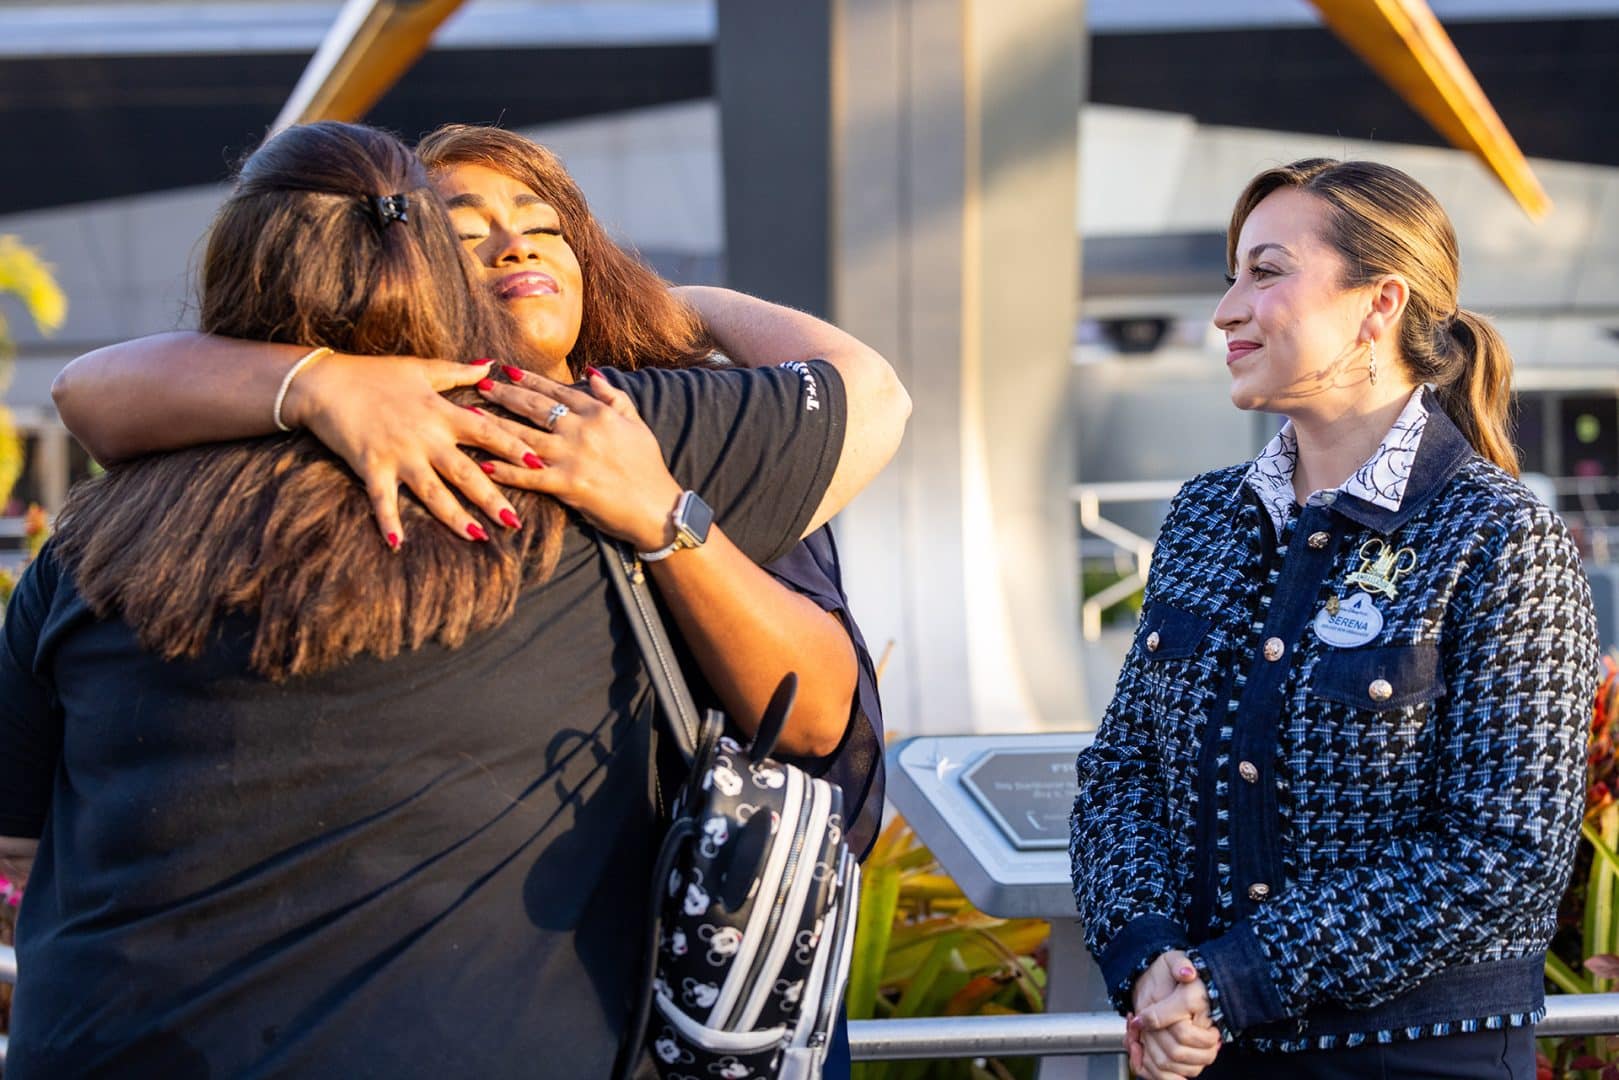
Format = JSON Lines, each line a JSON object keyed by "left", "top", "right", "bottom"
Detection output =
{"left": 0, "top": 506, "right": 49, "bottom": 617}
{"left": 1080, "top": 563, "right": 1144, "bottom": 627}
{"left": 850, "top": 817, "right": 1050, "bottom": 1080}
{"left": 1541, "top": 654, "right": 1619, "bottom": 1080}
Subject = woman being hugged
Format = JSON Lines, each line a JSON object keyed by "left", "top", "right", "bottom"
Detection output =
{"left": 1069, "top": 158, "right": 1599, "bottom": 1080}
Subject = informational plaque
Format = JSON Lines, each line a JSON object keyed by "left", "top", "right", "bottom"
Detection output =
{"left": 888, "top": 733, "right": 1110, "bottom": 1078}
{"left": 960, "top": 749, "right": 1077, "bottom": 851}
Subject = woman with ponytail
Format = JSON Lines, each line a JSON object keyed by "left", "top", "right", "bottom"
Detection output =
{"left": 1070, "top": 158, "right": 1599, "bottom": 1079}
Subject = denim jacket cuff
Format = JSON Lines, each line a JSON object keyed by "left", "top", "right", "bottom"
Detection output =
{"left": 1192, "top": 921, "right": 1289, "bottom": 1033}
{"left": 1098, "top": 914, "right": 1190, "bottom": 1014}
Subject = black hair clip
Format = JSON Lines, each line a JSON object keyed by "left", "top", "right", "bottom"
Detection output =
{"left": 367, "top": 193, "right": 410, "bottom": 229}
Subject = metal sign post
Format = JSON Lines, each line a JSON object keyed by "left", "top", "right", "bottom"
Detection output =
{"left": 887, "top": 733, "right": 1121, "bottom": 1080}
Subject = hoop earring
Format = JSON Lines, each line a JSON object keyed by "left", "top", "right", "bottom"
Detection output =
{"left": 1367, "top": 341, "right": 1379, "bottom": 386}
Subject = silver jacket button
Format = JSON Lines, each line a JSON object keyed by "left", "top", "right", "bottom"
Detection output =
{"left": 1248, "top": 882, "right": 1271, "bottom": 901}
{"left": 1263, "top": 636, "right": 1284, "bottom": 661}
{"left": 1368, "top": 678, "right": 1394, "bottom": 702}
{"left": 1307, "top": 531, "right": 1330, "bottom": 549}
{"left": 1238, "top": 761, "right": 1259, "bottom": 783}
{"left": 1146, "top": 631, "right": 1161, "bottom": 653}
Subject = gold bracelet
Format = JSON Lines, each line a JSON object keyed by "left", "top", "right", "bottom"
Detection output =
{"left": 273, "top": 346, "right": 334, "bottom": 432}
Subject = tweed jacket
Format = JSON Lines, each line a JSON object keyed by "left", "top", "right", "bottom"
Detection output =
{"left": 1069, "top": 395, "right": 1600, "bottom": 1050}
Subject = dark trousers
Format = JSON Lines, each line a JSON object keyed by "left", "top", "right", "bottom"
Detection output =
{"left": 1198, "top": 1027, "right": 1534, "bottom": 1080}
{"left": 824, "top": 1010, "right": 852, "bottom": 1078}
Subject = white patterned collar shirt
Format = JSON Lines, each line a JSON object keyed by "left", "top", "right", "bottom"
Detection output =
{"left": 1242, "top": 387, "right": 1431, "bottom": 536}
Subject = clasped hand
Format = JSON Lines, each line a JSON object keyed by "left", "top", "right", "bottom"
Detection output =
{"left": 1126, "top": 950, "right": 1221, "bottom": 1080}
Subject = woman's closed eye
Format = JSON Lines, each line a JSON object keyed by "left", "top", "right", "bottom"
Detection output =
{"left": 455, "top": 226, "right": 561, "bottom": 243}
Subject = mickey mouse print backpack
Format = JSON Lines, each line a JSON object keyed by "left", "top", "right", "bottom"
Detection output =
{"left": 602, "top": 539, "right": 861, "bottom": 1080}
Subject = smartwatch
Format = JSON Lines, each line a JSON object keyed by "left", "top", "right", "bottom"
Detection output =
{"left": 637, "top": 491, "right": 714, "bottom": 562}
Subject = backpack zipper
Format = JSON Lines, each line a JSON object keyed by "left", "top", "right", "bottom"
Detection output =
{"left": 706, "top": 768, "right": 806, "bottom": 1026}
{"left": 726, "top": 783, "right": 816, "bottom": 1027}
{"left": 815, "top": 856, "right": 859, "bottom": 1026}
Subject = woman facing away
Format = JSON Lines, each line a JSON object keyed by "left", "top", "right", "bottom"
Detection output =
{"left": 0, "top": 121, "right": 908, "bottom": 1077}
{"left": 51, "top": 124, "right": 888, "bottom": 860}
{"left": 1070, "top": 158, "right": 1600, "bottom": 1080}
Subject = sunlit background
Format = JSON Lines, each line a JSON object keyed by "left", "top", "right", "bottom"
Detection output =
{"left": 1, "top": 0, "right": 1615, "bottom": 732}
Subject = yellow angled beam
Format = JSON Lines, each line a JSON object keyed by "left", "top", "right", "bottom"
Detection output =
{"left": 272, "top": 0, "right": 468, "bottom": 134}
{"left": 1309, "top": 0, "right": 1551, "bottom": 220}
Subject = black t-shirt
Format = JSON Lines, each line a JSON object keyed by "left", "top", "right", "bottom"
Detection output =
{"left": 762, "top": 528, "right": 885, "bottom": 861}
{"left": 0, "top": 361, "right": 845, "bottom": 1079}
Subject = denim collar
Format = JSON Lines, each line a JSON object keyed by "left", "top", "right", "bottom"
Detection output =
{"left": 1325, "top": 389, "right": 1474, "bottom": 533}
{"left": 1244, "top": 387, "right": 1432, "bottom": 536}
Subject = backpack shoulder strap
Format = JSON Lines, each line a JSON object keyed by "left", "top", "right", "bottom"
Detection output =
{"left": 596, "top": 532, "right": 700, "bottom": 765}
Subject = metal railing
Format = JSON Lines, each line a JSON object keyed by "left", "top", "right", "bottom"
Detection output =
{"left": 850, "top": 1011, "right": 1124, "bottom": 1059}
{"left": 5, "top": 943, "right": 1619, "bottom": 1067}
{"left": 1551, "top": 475, "right": 1619, "bottom": 564}
{"left": 1071, "top": 474, "right": 1619, "bottom": 646}
{"left": 846, "top": 993, "right": 1619, "bottom": 1059}
{"left": 1070, "top": 481, "right": 1178, "bottom": 641}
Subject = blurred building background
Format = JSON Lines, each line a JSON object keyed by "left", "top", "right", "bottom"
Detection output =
{"left": 1, "top": 0, "right": 1616, "bottom": 728}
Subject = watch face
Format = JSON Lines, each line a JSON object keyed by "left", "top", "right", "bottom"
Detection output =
{"left": 677, "top": 491, "right": 715, "bottom": 546}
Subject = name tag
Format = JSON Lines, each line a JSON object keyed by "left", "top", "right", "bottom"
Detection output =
{"left": 1313, "top": 591, "right": 1384, "bottom": 648}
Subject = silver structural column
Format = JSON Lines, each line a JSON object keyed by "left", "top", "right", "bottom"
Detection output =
{"left": 717, "top": 0, "right": 1088, "bottom": 734}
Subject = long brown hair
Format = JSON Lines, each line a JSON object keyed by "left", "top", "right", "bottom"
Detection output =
{"left": 416, "top": 123, "right": 714, "bottom": 375}
{"left": 53, "top": 122, "right": 565, "bottom": 680}
{"left": 1227, "top": 158, "right": 1519, "bottom": 475}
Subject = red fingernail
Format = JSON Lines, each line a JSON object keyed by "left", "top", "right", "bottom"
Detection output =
{"left": 479, "top": 460, "right": 497, "bottom": 475}
{"left": 501, "top": 365, "right": 525, "bottom": 382}
{"left": 466, "top": 357, "right": 491, "bottom": 365}
{"left": 466, "top": 522, "right": 490, "bottom": 542}
{"left": 499, "top": 508, "right": 521, "bottom": 529}
{"left": 523, "top": 453, "right": 545, "bottom": 469}
{"left": 1178, "top": 966, "right": 1196, "bottom": 979}
{"left": 586, "top": 366, "right": 604, "bottom": 379}
{"left": 477, "top": 378, "right": 495, "bottom": 392}
{"left": 466, "top": 405, "right": 483, "bottom": 415}
{"left": 386, "top": 532, "right": 400, "bottom": 551}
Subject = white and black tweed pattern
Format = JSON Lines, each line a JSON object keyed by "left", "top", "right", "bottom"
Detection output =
{"left": 1070, "top": 407, "right": 1600, "bottom": 1053}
